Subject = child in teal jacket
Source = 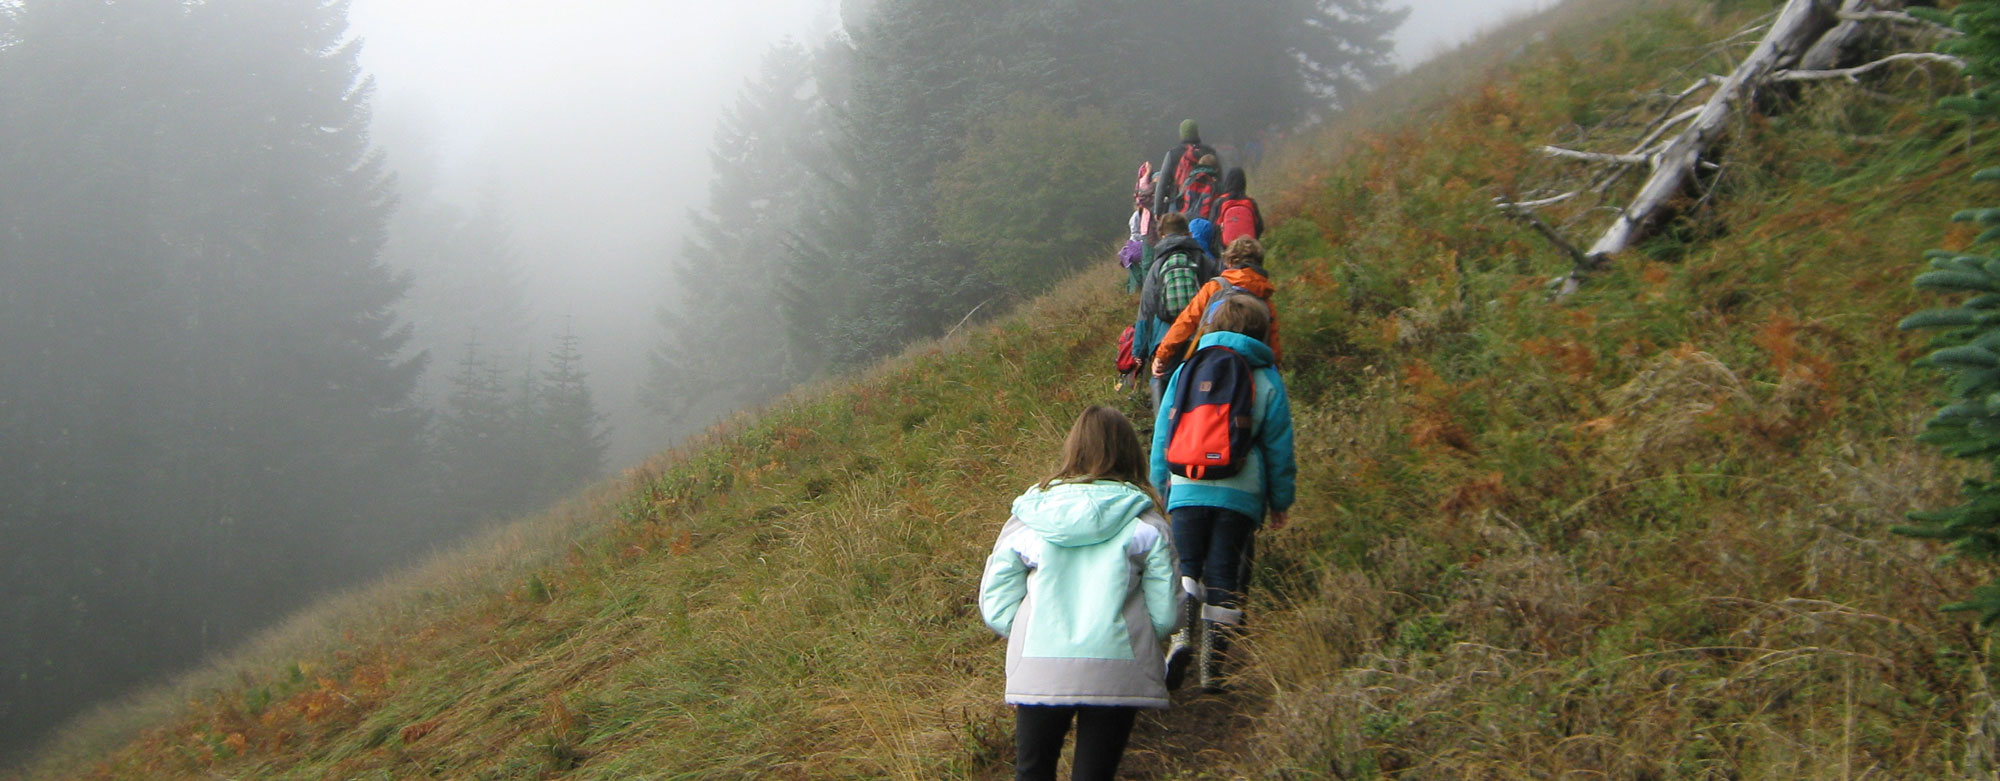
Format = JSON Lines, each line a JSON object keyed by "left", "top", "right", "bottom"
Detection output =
{"left": 1150, "top": 295, "right": 1296, "bottom": 691}
{"left": 980, "top": 406, "right": 1181, "bottom": 780}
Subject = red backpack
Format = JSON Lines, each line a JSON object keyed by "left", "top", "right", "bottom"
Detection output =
{"left": 1115, "top": 325, "right": 1139, "bottom": 373}
{"left": 1215, "top": 196, "right": 1257, "bottom": 246}
{"left": 1178, "top": 168, "right": 1220, "bottom": 220}
{"left": 1174, "top": 144, "right": 1205, "bottom": 190}
{"left": 1163, "top": 345, "right": 1256, "bottom": 480}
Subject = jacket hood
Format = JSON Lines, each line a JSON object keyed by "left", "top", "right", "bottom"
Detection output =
{"left": 1196, "top": 330, "right": 1275, "bottom": 367}
{"left": 1188, "top": 219, "right": 1220, "bottom": 257}
{"left": 1011, "top": 481, "right": 1153, "bottom": 548}
{"left": 1153, "top": 234, "right": 1204, "bottom": 258}
{"left": 1218, "top": 267, "right": 1273, "bottom": 298}
{"left": 1222, "top": 167, "right": 1248, "bottom": 196}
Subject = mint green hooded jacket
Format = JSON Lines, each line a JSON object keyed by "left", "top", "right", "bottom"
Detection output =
{"left": 979, "top": 480, "right": 1182, "bottom": 708}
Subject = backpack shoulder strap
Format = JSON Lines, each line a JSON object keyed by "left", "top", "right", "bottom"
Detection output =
{"left": 1201, "top": 281, "right": 1243, "bottom": 324}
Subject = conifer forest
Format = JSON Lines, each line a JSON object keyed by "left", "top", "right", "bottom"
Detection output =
{"left": 0, "top": 0, "right": 1405, "bottom": 764}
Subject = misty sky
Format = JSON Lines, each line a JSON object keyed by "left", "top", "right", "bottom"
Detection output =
{"left": 342, "top": 0, "right": 1554, "bottom": 464}
{"left": 1398, "top": 0, "right": 1559, "bottom": 64}
{"left": 347, "top": 0, "right": 838, "bottom": 462}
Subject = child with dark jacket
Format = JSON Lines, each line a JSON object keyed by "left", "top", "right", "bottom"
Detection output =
{"left": 1212, "top": 167, "right": 1264, "bottom": 246}
{"left": 1150, "top": 295, "right": 1296, "bottom": 691}
{"left": 1135, "top": 212, "right": 1220, "bottom": 408}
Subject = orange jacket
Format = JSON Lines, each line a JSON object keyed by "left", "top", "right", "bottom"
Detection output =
{"left": 1152, "top": 266, "right": 1280, "bottom": 367}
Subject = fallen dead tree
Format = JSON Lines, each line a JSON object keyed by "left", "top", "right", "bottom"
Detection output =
{"left": 1498, "top": 0, "right": 1965, "bottom": 299}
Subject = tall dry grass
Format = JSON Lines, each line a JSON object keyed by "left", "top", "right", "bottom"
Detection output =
{"left": 24, "top": 0, "right": 2000, "bottom": 777}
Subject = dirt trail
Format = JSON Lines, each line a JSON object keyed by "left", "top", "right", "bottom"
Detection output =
{"left": 1126, "top": 687, "right": 1270, "bottom": 778}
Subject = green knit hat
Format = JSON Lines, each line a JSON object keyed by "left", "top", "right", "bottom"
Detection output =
{"left": 1179, "top": 119, "right": 1199, "bottom": 142}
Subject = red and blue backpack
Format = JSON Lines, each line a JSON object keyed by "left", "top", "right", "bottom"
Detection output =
{"left": 1177, "top": 168, "right": 1220, "bottom": 220}
{"left": 1163, "top": 344, "right": 1256, "bottom": 480}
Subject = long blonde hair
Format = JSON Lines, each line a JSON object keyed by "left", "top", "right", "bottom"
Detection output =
{"left": 1038, "top": 406, "right": 1162, "bottom": 510}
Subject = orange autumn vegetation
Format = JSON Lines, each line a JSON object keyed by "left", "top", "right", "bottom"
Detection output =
{"left": 24, "top": 0, "right": 2000, "bottom": 777}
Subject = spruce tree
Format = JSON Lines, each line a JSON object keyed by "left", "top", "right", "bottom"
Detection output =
{"left": 0, "top": 0, "right": 424, "bottom": 755}
{"left": 533, "top": 328, "right": 608, "bottom": 504}
{"left": 433, "top": 337, "right": 518, "bottom": 529}
{"left": 1899, "top": 0, "right": 2000, "bottom": 625}
{"left": 646, "top": 0, "right": 1409, "bottom": 420}
{"left": 643, "top": 41, "right": 818, "bottom": 423}
{"left": 385, "top": 191, "right": 535, "bottom": 401}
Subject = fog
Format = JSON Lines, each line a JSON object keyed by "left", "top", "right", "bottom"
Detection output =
{"left": 347, "top": 0, "right": 840, "bottom": 464}
{"left": 0, "top": 0, "right": 1562, "bottom": 764}
{"left": 344, "top": 0, "right": 1554, "bottom": 466}
{"left": 1398, "top": 0, "right": 1561, "bottom": 65}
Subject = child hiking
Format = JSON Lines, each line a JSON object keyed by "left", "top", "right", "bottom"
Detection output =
{"left": 1152, "top": 236, "right": 1282, "bottom": 380}
{"left": 1124, "top": 161, "right": 1156, "bottom": 294}
{"left": 980, "top": 406, "right": 1181, "bottom": 781}
{"left": 1135, "top": 212, "right": 1220, "bottom": 408}
{"left": 1176, "top": 154, "right": 1222, "bottom": 220}
{"left": 1212, "top": 167, "right": 1264, "bottom": 247}
{"left": 1150, "top": 295, "right": 1296, "bottom": 692}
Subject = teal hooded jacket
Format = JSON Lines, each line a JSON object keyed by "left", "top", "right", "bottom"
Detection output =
{"left": 978, "top": 480, "right": 1181, "bottom": 708}
{"left": 1150, "top": 331, "right": 1297, "bottom": 519}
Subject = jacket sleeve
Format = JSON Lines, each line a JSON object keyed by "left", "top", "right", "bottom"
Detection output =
{"left": 1260, "top": 371, "right": 1298, "bottom": 514}
{"left": 1150, "top": 374, "right": 1177, "bottom": 501}
{"left": 1140, "top": 514, "right": 1182, "bottom": 640}
{"left": 1253, "top": 200, "right": 1265, "bottom": 237}
{"left": 978, "top": 524, "right": 1031, "bottom": 637}
{"left": 1153, "top": 281, "right": 1214, "bottom": 367}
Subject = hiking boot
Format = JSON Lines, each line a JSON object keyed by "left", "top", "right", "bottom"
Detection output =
{"left": 1196, "top": 619, "right": 1227, "bottom": 692}
{"left": 1165, "top": 587, "right": 1202, "bottom": 691}
{"left": 1197, "top": 606, "right": 1245, "bottom": 694}
{"left": 1165, "top": 626, "right": 1194, "bottom": 691}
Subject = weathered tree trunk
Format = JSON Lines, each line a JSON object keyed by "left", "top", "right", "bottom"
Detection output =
{"left": 1555, "top": 0, "right": 1842, "bottom": 297}
{"left": 1799, "top": 0, "right": 1901, "bottom": 72}
{"left": 1501, "top": 0, "right": 1960, "bottom": 299}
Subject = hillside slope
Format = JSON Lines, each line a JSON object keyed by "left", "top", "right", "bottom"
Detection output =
{"left": 28, "top": 0, "right": 2000, "bottom": 777}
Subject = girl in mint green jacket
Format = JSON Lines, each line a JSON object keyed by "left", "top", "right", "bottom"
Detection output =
{"left": 979, "top": 406, "right": 1182, "bottom": 781}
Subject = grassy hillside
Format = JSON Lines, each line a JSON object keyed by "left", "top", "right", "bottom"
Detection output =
{"left": 26, "top": 0, "right": 2000, "bottom": 776}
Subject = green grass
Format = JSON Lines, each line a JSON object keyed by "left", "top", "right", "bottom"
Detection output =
{"left": 22, "top": 0, "right": 2000, "bottom": 777}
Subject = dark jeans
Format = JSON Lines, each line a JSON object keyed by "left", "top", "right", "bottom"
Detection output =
{"left": 1015, "top": 705, "right": 1139, "bottom": 781}
{"left": 1170, "top": 505, "right": 1258, "bottom": 610}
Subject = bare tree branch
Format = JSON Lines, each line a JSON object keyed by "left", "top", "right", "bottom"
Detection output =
{"left": 1498, "top": 190, "right": 1583, "bottom": 210}
{"left": 1497, "top": 198, "right": 1588, "bottom": 268}
{"left": 1555, "top": 0, "right": 1843, "bottom": 298}
{"left": 1541, "top": 146, "right": 1651, "bottom": 166}
{"left": 1503, "top": 0, "right": 1960, "bottom": 300}
{"left": 1628, "top": 106, "right": 1707, "bottom": 158}
{"left": 1772, "top": 51, "right": 1967, "bottom": 82}
{"left": 1837, "top": 9, "right": 1959, "bottom": 35}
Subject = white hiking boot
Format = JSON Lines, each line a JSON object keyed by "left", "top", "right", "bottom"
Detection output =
{"left": 1197, "top": 605, "right": 1245, "bottom": 693}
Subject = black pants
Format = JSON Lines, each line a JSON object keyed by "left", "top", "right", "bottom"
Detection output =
{"left": 1014, "top": 704, "right": 1139, "bottom": 781}
{"left": 1169, "top": 505, "right": 1258, "bottom": 610}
